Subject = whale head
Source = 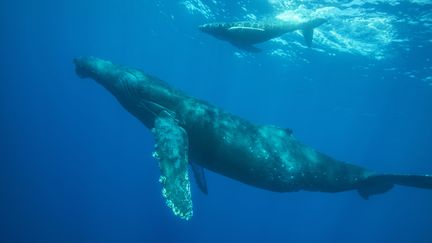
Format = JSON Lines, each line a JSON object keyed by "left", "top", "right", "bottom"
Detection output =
{"left": 74, "top": 56, "right": 131, "bottom": 97}
{"left": 198, "top": 23, "right": 214, "bottom": 33}
{"left": 198, "top": 23, "right": 230, "bottom": 40}
{"left": 74, "top": 55, "right": 139, "bottom": 101}
{"left": 74, "top": 56, "right": 182, "bottom": 127}
{"left": 74, "top": 56, "right": 115, "bottom": 80}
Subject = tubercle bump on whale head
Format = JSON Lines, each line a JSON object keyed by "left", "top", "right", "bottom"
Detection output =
{"left": 73, "top": 56, "right": 115, "bottom": 81}
{"left": 73, "top": 56, "right": 96, "bottom": 79}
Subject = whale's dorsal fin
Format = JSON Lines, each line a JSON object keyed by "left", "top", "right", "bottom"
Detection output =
{"left": 152, "top": 111, "right": 193, "bottom": 220}
{"left": 228, "top": 26, "right": 265, "bottom": 33}
{"left": 190, "top": 162, "right": 208, "bottom": 194}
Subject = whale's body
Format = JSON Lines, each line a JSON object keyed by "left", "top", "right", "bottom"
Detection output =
{"left": 74, "top": 57, "right": 432, "bottom": 220}
{"left": 199, "top": 18, "right": 327, "bottom": 52}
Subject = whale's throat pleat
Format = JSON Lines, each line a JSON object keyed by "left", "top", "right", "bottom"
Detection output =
{"left": 119, "top": 70, "right": 141, "bottom": 100}
{"left": 152, "top": 111, "right": 193, "bottom": 220}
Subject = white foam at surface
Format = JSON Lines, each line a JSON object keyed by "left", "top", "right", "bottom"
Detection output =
{"left": 273, "top": 4, "right": 396, "bottom": 60}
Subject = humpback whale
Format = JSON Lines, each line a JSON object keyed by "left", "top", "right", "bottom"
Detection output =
{"left": 74, "top": 57, "right": 432, "bottom": 220}
{"left": 198, "top": 18, "right": 327, "bottom": 52}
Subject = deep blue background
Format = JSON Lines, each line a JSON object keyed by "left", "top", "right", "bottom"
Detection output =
{"left": 1, "top": 1, "right": 432, "bottom": 242}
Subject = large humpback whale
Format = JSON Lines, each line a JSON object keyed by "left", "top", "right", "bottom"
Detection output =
{"left": 74, "top": 57, "right": 432, "bottom": 220}
{"left": 199, "top": 18, "right": 327, "bottom": 52}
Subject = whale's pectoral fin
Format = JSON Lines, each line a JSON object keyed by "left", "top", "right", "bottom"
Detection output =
{"left": 152, "top": 111, "right": 193, "bottom": 220}
{"left": 358, "top": 174, "right": 432, "bottom": 199}
{"left": 190, "top": 162, "right": 208, "bottom": 194}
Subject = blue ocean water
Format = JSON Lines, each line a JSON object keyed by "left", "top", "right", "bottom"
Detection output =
{"left": 1, "top": 0, "right": 432, "bottom": 242}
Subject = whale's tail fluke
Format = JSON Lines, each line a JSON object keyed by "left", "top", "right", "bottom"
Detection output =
{"left": 301, "top": 18, "right": 327, "bottom": 47}
{"left": 358, "top": 174, "right": 432, "bottom": 199}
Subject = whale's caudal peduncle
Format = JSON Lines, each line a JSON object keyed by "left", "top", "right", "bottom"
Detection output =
{"left": 74, "top": 57, "right": 432, "bottom": 220}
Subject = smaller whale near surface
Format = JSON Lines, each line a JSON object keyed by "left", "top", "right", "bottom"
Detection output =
{"left": 199, "top": 18, "right": 327, "bottom": 52}
{"left": 74, "top": 57, "right": 432, "bottom": 220}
